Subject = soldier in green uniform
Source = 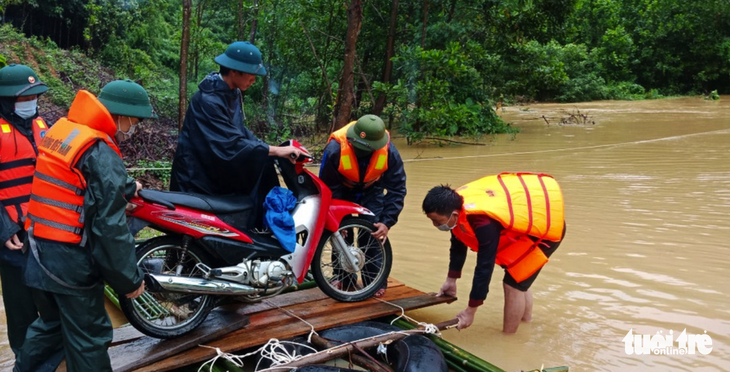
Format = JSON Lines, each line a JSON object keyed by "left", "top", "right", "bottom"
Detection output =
{"left": 0, "top": 64, "right": 59, "bottom": 368}
{"left": 14, "top": 80, "right": 152, "bottom": 372}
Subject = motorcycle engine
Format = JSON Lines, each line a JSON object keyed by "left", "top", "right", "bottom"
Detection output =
{"left": 210, "top": 260, "right": 292, "bottom": 289}
{"left": 250, "top": 260, "right": 290, "bottom": 287}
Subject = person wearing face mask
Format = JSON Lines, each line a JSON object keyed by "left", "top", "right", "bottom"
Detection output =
{"left": 14, "top": 80, "right": 151, "bottom": 372}
{"left": 0, "top": 63, "right": 59, "bottom": 364}
{"left": 422, "top": 173, "right": 566, "bottom": 333}
{"left": 319, "top": 114, "right": 407, "bottom": 297}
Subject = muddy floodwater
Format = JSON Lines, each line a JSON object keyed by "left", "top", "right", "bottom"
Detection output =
{"left": 1, "top": 97, "right": 729, "bottom": 371}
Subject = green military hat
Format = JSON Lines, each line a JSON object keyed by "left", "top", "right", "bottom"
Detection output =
{"left": 347, "top": 114, "right": 389, "bottom": 152}
{"left": 214, "top": 41, "right": 267, "bottom": 76}
{"left": 0, "top": 64, "right": 48, "bottom": 97}
{"left": 98, "top": 79, "right": 156, "bottom": 119}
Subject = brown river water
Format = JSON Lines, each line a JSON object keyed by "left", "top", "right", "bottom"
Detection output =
{"left": 1, "top": 97, "right": 729, "bottom": 371}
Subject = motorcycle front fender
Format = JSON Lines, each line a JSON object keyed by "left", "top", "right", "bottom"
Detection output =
{"left": 325, "top": 199, "right": 374, "bottom": 231}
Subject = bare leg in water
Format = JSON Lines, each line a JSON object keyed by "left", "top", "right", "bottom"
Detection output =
{"left": 503, "top": 282, "right": 533, "bottom": 333}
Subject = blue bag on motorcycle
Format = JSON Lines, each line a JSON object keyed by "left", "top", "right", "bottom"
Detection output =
{"left": 263, "top": 186, "right": 298, "bottom": 252}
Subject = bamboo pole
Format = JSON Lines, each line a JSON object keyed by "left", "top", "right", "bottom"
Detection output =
{"left": 255, "top": 329, "right": 423, "bottom": 371}
{"left": 310, "top": 334, "right": 393, "bottom": 372}
{"left": 104, "top": 285, "right": 120, "bottom": 309}
{"left": 256, "top": 319, "right": 462, "bottom": 372}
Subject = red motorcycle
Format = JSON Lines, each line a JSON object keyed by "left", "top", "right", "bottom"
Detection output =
{"left": 120, "top": 141, "right": 392, "bottom": 339}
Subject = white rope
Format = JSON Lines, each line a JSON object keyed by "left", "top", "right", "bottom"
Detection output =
{"left": 197, "top": 345, "right": 245, "bottom": 372}
{"left": 255, "top": 339, "right": 318, "bottom": 371}
{"left": 375, "top": 297, "right": 442, "bottom": 337}
{"left": 197, "top": 338, "right": 318, "bottom": 372}
{"left": 263, "top": 299, "right": 320, "bottom": 343}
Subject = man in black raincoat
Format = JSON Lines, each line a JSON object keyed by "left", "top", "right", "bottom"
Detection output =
{"left": 14, "top": 80, "right": 151, "bottom": 372}
{"left": 170, "top": 41, "right": 302, "bottom": 205}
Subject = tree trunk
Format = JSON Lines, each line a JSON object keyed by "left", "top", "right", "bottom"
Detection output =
{"left": 249, "top": 0, "right": 260, "bottom": 43}
{"left": 421, "top": 0, "right": 429, "bottom": 48}
{"left": 447, "top": 0, "right": 457, "bottom": 23}
{"left": 179, "top": 0, "right": 193, "bottom": 130}
{"left": 262, "top": 0, "right": 277, "bottom": 127}
{"left": 193, "top": 0, "right": 208, "bottom": 81}
{"left": 333, "top": 0, "right": 363, "bottom": 131}
{"left": 237, "top": 0, "right": 245, "bottom": 40}
{"left": 373, "top": 0, "right": 399, "bottom": 115}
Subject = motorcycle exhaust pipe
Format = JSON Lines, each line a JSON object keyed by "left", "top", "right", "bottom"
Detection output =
{"left": 144, "top": 273, "right": 259, "bottom": 295}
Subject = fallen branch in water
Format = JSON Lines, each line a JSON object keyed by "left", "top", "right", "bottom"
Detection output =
{"left": 422, "top": 137, "right": 487, "bottom": 146}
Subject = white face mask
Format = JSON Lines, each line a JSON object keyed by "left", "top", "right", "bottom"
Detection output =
{"left": 436, "top": 212, "right": 458, "bottom": 232}
{"left": 14, "top": 99, "right": 38, "bottom": 119}
{"left": 115, "top": 117, "right": 137, "bottom": 143}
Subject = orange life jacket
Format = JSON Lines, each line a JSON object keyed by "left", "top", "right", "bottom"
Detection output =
{"left": 0, "top": 117, "right": 48, "bottom": 223}
{"left": 452, "top": 172, "right": 565, "bottom": 282}
{"left": 24, "top": 90, "right": 121, "bottom": 244}
{"left": 328, "top": 122, "right": 390, "bottom": 189}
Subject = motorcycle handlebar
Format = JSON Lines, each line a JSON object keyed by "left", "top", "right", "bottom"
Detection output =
{"left": 290, "top": 152, "right": 314, "bottom": 162}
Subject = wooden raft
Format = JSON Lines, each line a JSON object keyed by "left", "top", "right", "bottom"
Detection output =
{"left": 107, "top": 278, "right": 454, "bottom": 372}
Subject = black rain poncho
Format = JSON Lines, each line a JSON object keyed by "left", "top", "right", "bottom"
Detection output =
{"left": 170, "top": 73, "right": 272, "bottom": 196}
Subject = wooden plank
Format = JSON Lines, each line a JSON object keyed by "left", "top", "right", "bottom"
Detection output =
{"left": 111, "top": 325, "right": 145, "bottom": 346}
{"left": 182, "top": 278, "right": 406, "bottom": 316}
{"left": 106, "top": 280, "right": 404, "bottom": 350}
{"left": 141, "top": 293, "right": 450, "bottom": 371}
{"left": 108, "top": 306, "right": 250, "bottom": 372}
{"left": 138, "top": 289, "right": 454, "bottom": 371}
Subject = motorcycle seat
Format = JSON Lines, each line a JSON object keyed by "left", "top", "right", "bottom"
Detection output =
{"left": 138, "top": 190, "right": 255, "bottom": 214}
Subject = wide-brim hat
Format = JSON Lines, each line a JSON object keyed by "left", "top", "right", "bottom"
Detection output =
{"left": 214, "top": 41, "right": 267, "bottom": 76}
{"left": 98, "top": 79, "right": 156, "bottom": 119}
{"left": 346, "top": 114, "right": 388, "bottom": 152}
{"left": 0, "top": 64, "right": 48, "bottom": 97}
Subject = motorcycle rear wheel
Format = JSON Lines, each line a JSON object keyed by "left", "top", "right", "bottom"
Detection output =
{"left": 119, "top": 236, "right": 216, "bottom": 339}
{"left": 311, "top": 217, "right": 393, "bottom": 302}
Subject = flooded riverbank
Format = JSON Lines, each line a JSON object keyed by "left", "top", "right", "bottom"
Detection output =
{"left": 392, "top": 97, "right": 730, "bottom": 371}
{"left": 1, "top": 96, "right": 729, "bottom": 371}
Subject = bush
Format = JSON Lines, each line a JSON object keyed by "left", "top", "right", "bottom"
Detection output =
{"left": 605, "top": 82, "right": 646, "bottom": 100}
{"left": 557, "top": 73, "right": 608, "bottom": 102}
{"left": 381, "top": 43, "right": 514, "bottom": 143}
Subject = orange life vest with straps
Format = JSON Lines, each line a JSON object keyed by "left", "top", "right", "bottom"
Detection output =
{"left": 452, "top": 172, "right": 565, "bottom": 282}
{"left": 24, "top": 90, "right": 122, "bottom": 244}
{"left": 0, "top": 116, "right": 48, "bottom": 224}
{"left": 328, "top": 122, "right": 390, "bottom": 189}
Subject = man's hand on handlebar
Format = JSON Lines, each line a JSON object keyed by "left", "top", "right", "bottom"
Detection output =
{"left": 269, "top": 145, "right": 309, "bottom": 163}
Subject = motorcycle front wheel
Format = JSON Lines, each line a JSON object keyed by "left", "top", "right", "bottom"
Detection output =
{"left": 119, "top": 236, "right": 216, "bottom": 339}
{"left": 311, "top": 217, "right": 393, "bottom": 302}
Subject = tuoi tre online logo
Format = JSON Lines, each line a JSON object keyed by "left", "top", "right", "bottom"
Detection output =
{"left": 623, "top": 329, "right": 713, "bottom": 355}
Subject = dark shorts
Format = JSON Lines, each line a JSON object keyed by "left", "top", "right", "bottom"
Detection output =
{"left": 503, "top": 224, "right": 565, "bottom": 292}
